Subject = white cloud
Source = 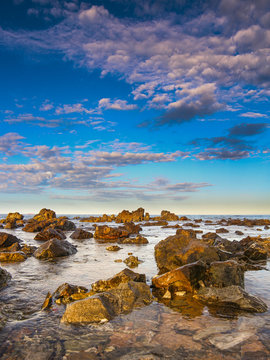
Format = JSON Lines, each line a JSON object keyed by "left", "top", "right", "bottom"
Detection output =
{"left": 98, "top": 98, "right": 137, "bottom": 110}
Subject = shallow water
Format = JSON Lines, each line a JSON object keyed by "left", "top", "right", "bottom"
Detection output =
{"left": 0, "top": 215, "right": 269, "bottom": 359}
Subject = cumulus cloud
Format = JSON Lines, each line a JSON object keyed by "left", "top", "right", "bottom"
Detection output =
{"left": 0, "top": 133, "right": 25, "bottom": 155}
{"left": 98, "top": 98, "right": 137, "bottom": 111}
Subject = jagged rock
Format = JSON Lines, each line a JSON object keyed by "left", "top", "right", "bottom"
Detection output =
{"left": 179, "top": 216, "right": 189, "bottom": 221}
{"left": 0, "top": 232, "right": 21, "bottom": 248}
{"left": 41, "top": 292, "right": 53, "bottom": 310}
{"left": 152, "top": 261, "right": 206, "bottom": 293}
{"left": 123, "top": 222, "right": 142, "bottom": 234}
{"left": 206, "top": 260, "right": 244, "bottom": 288}
{"left": 53, "top": 283, "right": 90, "bottom": 304}
{"left": 243, "top": 243, "right": 267, "bottom": 261}
{"left": 0, "top": 267, "right": 11, "bottom": 289}
{"left": 4, "top": 221, "right": 17, "bottom": 229}
{"left": 0, "top": 251, "right": 27, "bottom": 262}
{"left": 160, "top": 210, "right": 179, "bottom": 221}
{"left": 23, "top": 219, "right": 54, "bottom": 232}
{"left": 124, "top": 255, "right": 141, "bottom": 268}
{"left": 34, "top": 239, "right": 77, "bottom": 259}
{"left": 70, "top": 228, "right": 93, "bottom": 240}
{"left": 106, "top": 245, "right": 121, "bottom": 251}
{"left": 194, "top": 285, "right": 268, "bottom": 313}
{"left": 240, "top": 236, "right": 270, "bottom": 256}
{"left": 61, "top": 281, "right": 152, "bottom": 324}
{"left": 6, "top": 212, "right": 24, "bottom": 222}
{"left": 20, "top": 244, "right": 37, "bottom": 256}
{"left": 116, "top": 208, "right": 145, "bottom": 223}
{"left": 33, "top": 208, "right": 56, "bottom": 221}
{"left": 216, "top": 228, "right": 229, "bottom": 234}
{"left": 49, "top": 217, "right": 76, "bottom": 231}
{"left": 94, "top": 225, "right": 129, "bottom": 242}
{"left": 34, "top": 228, "right": 66, "bottom": 241}
{"left": 177, "top": 240, "right": 220, "bottom": 266}
{"left": 154, "top": 229, "right": 197, "bottom": 273}
{"left": 118, "top": 235, "right": 148, "bottom": 244}
{"left": 91, "top": 268, "right": 146, "bottom": 292}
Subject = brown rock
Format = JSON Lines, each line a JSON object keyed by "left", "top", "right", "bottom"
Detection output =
{"left": 115, "top": 208, "right": 145, "bottom": 223}
{"left": 0, "top": 267, "right": 12, "bottom": 289}
{"left": 33, "top": 208, "right": 56, "bottom": 221}
{"left": 49, "top": 217, "right": 76, "bottom": 231}
{"left": 142, "top": 220, "right": 168, "bottom": 226}
{"left": 216, "top": 228, "right": 229, "bottom": 234}
{"left": 0, "top": 232, "right": 21, "bottom": 248}
{"left": 70, "top": 228, "right": 93, "bottom": 240}
{"left": 41, "top": 292, "right": 53, "bottom": 310}
{"left": 122, "top": 221, "right": 142, "bottom": 234}
{"left": 6, "top": 212, "right": 24, "bottom": 222}
{"left": 206, "top": 260, "right": 244, "bottom": 288}
{"left": 176, "top": 240, "right": 220, "bottom": 266}
{"left": 235, "top": 230, "right": 244, "bottom": 235}
{"left": 118, "top": 235, "right": 148, "bottom": 244}
{"left": 34, "top": 239, "right": 77, "bottom": 259}
{"left": 34, "top": 228, "right": 66, "bottom": 241}
{"left": 106, "top": 245, "right": 121, "bottom": 251}
{"left": 124, "top": 255, "right": 141, "bottom": 268}
{"left": 0, "top": 251, "right": 27, "bottom": 262}
{"left": 20, "top": 244, "right": 37, "bottom": 256}
{"left": 91, "top": 268, "right": 146, "bottom": 292}
{"left": 94, "top": 225, "right": 129, "bottom": 242}
{"left": 160, "top": 210, "right": 179, "bottom": 221}
{"left": 53, "top": 283, "right": 89, "bottom": 304}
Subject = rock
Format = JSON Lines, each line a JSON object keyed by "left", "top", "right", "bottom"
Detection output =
{"left": 115, "top": 208, "right": 145, "bottom": 223}
{"left": 34, "top": 239, "right": 77, "bottom": 259}
{"left": 142, "top": 220, "right": 168, "bottom": 226}
{"left": 183, "top": 222, "right": 200, "bottom": 228}
{"left": 34, "top": 228, "right": 66, "bottom": 241}
{"left": 4, "top": 221, "right": 17, "bottom": 229}
{"left": 179, "top": 216, "right": 189, "bottom": 221}
{"left": 194, "top": 285, "right": 268, "bottom": 313}
{"left": 6, "top": 212, "right": 24, "bottom": 222}
{"left": 216, "top": 228, "right": 229, "bottom": 234}
{"left": 49, "top": 217, "right": 76, "bottom": 231}
{"left": 124, "top": 256, "right": 141, "bottom": 268}
{"left": 154, "top": 229, "right": 197, "bottom": 273}
{"left": 235, "top": 230, "right": 244, "bottom": 235}
{"left": 206, "top": 260, "right": 244, "bottom": 288}
{"left": 94, "top": 225, "right": 129, "bottom": 242}
{"left": 61, "top": 281, "right": 152, "bottom": 324}
{"left": 80, "top": 214, "right": 115, "bottom": 222}
{"left": 91, "top": 268, "right": 146, "bottom": 292}
{"left": 123, "top": 222, "right": 142, "bottom": 234}
{"left": 118, "top": 235, "right": 148, "bottom": 244}
{"left": 106, "top": 245, "right": 121, "bottom": 251}
{"left": 243, "top": 242, "right": 267, "bottom": 261}
{"left": 22, "top": 219, "right": 54, "bottom": 232}
{"left": 0, "top": 232, "right": 21, "bottom": 248}
{"left": 0, "top": 242, "right": 21, "bottom": 252}
{"left": 160, "top": 210, "right": 179, "bottom": 221}
{"left": 0, "top": 251, "right": 27, "bottom": 262}
{"left": 201, "top": 232, "right": 222, "bottom": 245}
{"left": 33, "top": 208, "right": 56, "bottom": 221}
{"left": 41, "top": 292, "right": 53, "bottom": 310}
{"left": 152, "top": 261, "right": 206, "bottom": 293}
{"left": 53, "top": 283, "right": 89, "bottom": 304}
{"left": 0, "top": 267, "right": 12, "bottom": 289}
{"left": 21, "top": 244, "right": 37, "bottom": 256}
{"left": 240, "top": 236, "right": 270, "bottom": 257}
{"left": 70, "top": 228, "right": 93, "bottom": 240}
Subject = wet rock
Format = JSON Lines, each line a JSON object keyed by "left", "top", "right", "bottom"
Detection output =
{"left": 201, "top": 232, "right": 222, "bottom": 245}
{"left": 152, "top": 261, "right": 206, "bottom": 293}
{"left": 4, "top": 221, "right": 17, "bottom": 229}
{"left": 124, "top": 256, "right": 141, "bottom": 268}
{"left": 122, "top": 222, "right": 142, "bottom": 234}
{"left": 235, "top": 230, "right": 244, "bottom": 235}
{"left": 106, "top": 245, "right": 121, "bottom": 251}
{"left": 206, "top": 260, "right": 244, "bottom": 288}
{"left": 154, "top": 229, "right": 197, "bottom": 273}
{"left": 216, "top": 228, "right": 229, "bottom": 234}
{"left": 0, "top": 251, "right": 27, "bottom": 262}
{"left": 6, "top": 212, "right": 24, "bottom": 222}
{"left": 115, "top": 208, "right": 145, "bottom": 223}
{"left": 61, "top": 281, "right": 152, "bottom": 324}
{"left": 0, "top": 267, "right": 12, "bottom": 289}
{"left": 240, "top": 236, "right": 270, "bottom": 257}
{"left": 53, "top": 283, "right": 89, "bottom": 304}
{"left": 20, "top": 244, "right": 37, "bottom": 256}
{"left": 118, "top": 235, "right": 148, "bottom": 245}
{"left": 91, "top": 268, "right": 146, "bottom": 292}
{"left": 41, "top": 292, "right": 53, "bottom": 310}
{"left": 22, "top": 219, "right": 54, "bottom": 232}
{"left": 94, "top": 225, "right": 129, "bottom": 242}
{"left": 243, "top": 242, "right": 268, "bottom": 261}
{"left": 142, "top": 220, "right": 168, "bottom": 226}
{"left": 179, "top": 216, "right": 189, "bottom": 221}
{"left": 0, "top": 232, "right": 21, "bottom": 248}
{"left": 33, "top": 208, "right": 56, "bottom": 221}
{"left": 34, "top": 228, "right": 66, "bottom": 241}
{"left": 183, "top": 222, "right": 200, "bottom": 228}
{"left": 70, "top": 228, "right": 93, "bottom": 240}
{"left": 160, "top": 210, "right": 179, "bottom": 221}
{"left": 194, "top": 285, "right": 268, "bottom": 313}
{"left": 34, "top": 239, "right": 77, "bottom": 259}
{"left": 0, "top": 242, "right": 21, "bottom": 252}
{"left": 80, "top": 214, "right": 115, "bottom": 223}
{"left": 49, "top": 217, "right": 76, "bottom": 231}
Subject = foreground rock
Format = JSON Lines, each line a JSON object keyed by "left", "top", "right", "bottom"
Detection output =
{"left": 206, "top": 260, "right": 244, "bottom": 288}
{"left": 94, "top": 225, "right": 129, "bottom": 242}
{"left": 91, "top": 268, "right": 146, "bottom": 292}
{"left": 34, "top": 228, "right": 66, "bottom": 241}
{"left": 70, "top": 228, "right": 93, "bottom": 240}
{"left": 0, "top": 251, "right": 27, "bottom": 262}
{"left": 34, "top": 239, "right": 77, "bottom": 259}
{"left": 194, "top": 285, "right": 268, "bottom": 313}
{"left": 0, "top": 267, "right": 11, "bottom": 289}
{"left": 61, "top": 281, "right": 152, "bottom": 324}
{"left": 0, "top": 232, "right": 21, "bottom": 248}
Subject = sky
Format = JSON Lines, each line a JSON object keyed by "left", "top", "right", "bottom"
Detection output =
{"left": 0, "top": 0, "right": 269, "bottom": 215}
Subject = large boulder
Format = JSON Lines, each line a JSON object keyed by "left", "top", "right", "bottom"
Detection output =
{"left": 0, "top": 232, "right": 21, "bottom": 248}
{"left": 61, "top": 281, "right": 152, "bottom": 324}
{"left": 160, "top": 210, "right": 179, "bottom": 221}
{"left": 34, "top": 239, "right": 77, "bottom": 259}
{"left": 206, "top": 260, "right": 244, "bottom": 288}
{"left": 34, "top": 228, "right": 66, "bottom": 241}
{"left": 91, "top": 268, "right": 146, "bottom": 292}
{"left": 240, "top": 236, "right": 270, "bottom": 257}
{"left": 176, "top": 240, "right": 220, "bottom": 266}
{"left": 116, "top": 208, "right": 145, "bottom": 223}
{"left": 0, "top": 267, "right": 11, "bottom": 290}
{"left": 49, "top": 217, "right": 76, "bottom": 231}
{"left": 194, "top": 285, "right": 268, "bottom": 313}
{"left": 155, "top": 229, "right": 195, "bottom": 273}
{"left": 33, "top": 208, "right": 56, "bottom": 221}
{"left": 94, "top": 225, "right": 129, "bottom": 242}
{"left": 70, "top": 228, "right": 93, "bottom": 240}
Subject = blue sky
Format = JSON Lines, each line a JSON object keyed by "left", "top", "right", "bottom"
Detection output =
{"left": 0, "top": 0, "right": 269, "bottom": 214}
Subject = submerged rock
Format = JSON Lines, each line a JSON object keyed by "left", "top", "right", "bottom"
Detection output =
{"left": 124, "top": 255, "right": 141, "bottom": 268}
{"left": 34, "top": 239, "right": 77, "bottom": 259}
{"left": 0, "top": 267, "right": 11, "bottom": 289}
{"left": 70, "top": 228, "right": 93, "bottom": 240}
{"left": 91, "top": 268, "right": 146, "bottom": 292}
{"left": 106, "top": 245, "right": 121, "bottom": 251}
{"left": 61, "top": 281, "right": 152, "bottom": 324}
{"left": 34, "top": 228, "right": 66, "bottom": 241}
{"left": 194, "top": 285, "right": 268, "bottom": 313}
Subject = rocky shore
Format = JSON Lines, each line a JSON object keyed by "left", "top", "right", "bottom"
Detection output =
{"left": 0, "top": 208, "right": 269, "bottom": 359}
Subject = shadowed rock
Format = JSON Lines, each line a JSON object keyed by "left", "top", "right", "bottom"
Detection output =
{"left": 0, "top": 232, "right": 21, "bottom": 248}
{"left": 94, "top": 225, "right": 129, "bottom": 242}
{"left": 34, "top": 239, "right": 77, "bottom": 259}
{"left": 70, "top": 228, "right": 93, "bottom": 240}
{"left": 34, "top": 228, "right": 66, "bottom": 241}
{"left": 0, "top": 267, "right": 11, "bottom": 289}
{"left": 206, "top": 260, "right": 244, "bottom": 288}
